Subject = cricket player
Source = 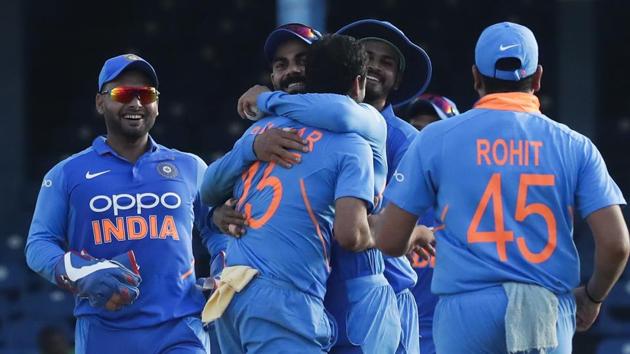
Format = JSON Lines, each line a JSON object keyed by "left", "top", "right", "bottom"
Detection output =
{"left": 26, "top": 54, "right": 213, "bottom": 353}
{"left": 376, "top": 22, "right": 630, "bottom": 354}
{"left": 240, "top": 19, "right": 432, "bottom": 353}
{"left": 201, "top": 34, "right": 381, "bottom": 353}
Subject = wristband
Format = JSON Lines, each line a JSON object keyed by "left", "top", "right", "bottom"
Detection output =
{"left": 584, "top": 284, "right": 603, "bottom": 304}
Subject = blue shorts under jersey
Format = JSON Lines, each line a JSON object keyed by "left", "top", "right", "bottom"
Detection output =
{"left": 433, "top": 286, "right": 576, "bottom": 354}
{"left": 325, "top": 244, "right": 401, "bottom": 354}
{"left": 75, "top": 315, "right": 210, "bottom": 354}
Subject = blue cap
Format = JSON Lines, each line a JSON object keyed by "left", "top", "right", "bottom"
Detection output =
{"left": 98, "top": 54, "right": 159, "bottom": 91}
{"left": 336, "top": 19, "right": 432, "bottom": 106}
{"left": 263, "top": 23, "right": 323, "bottom": 63}
{"left": 475, "top": 22, "right": 538, "bottom": 81}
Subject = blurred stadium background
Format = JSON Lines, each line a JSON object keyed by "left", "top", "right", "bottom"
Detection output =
{"left": 1, "top": 0, "right": 628, "bottom": 353}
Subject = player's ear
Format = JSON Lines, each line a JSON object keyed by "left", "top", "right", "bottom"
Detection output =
{"left": 349, "top": 74, "right": 366, "bottom": 102}
{"left": 95, "top": 93, "right": 104, "bottom": 115}
{"left": 531, "top": 65, "right": 543, "bottom": 93}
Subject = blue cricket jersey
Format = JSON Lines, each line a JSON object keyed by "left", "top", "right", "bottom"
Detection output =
{"left": 26, "top": 136, "right": 212, "bottom": 328}
{"left": 257, "top": 93, "right": 418, "bottom": 292}
{"left": 256, "top": 92, "right": 389, "bottom": 281}
{"left": 386, "top": 93, "right": 626, "bottom": 295}
{"left": 257, "top": 92, "right": 388, "bottom": 200}
{"left": 380, "top": 104, "right": 419, "bottom": 294}
{"left": 203, "top": 116, "right": 375, "bottom": 300}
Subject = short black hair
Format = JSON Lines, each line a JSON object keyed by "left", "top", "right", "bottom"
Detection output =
{"left": 480, "top": 58, "right": 535, "bottom": 93}
{"left": 305, "top": 34, "right": 368, "bottom": 95}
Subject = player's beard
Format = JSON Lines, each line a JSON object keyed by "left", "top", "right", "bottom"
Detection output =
{"left": 279, "top": 74, "right": 307, "bottom": 94}
{"left": 104, "top": 111, "right": 156, "bottom": 142}
{"left": 364, "top": 80, "right": 390, "bottom": 105}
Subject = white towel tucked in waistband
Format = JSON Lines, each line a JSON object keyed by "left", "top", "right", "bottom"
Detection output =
{"left": 503, "top": 282, "right": 558, "bottom": 354}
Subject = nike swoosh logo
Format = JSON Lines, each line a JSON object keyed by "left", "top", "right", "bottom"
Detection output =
{"left": 64, "top": 253, "right": 118, "bottom": 282}
{"left": 85, "top": 170, "right": 111, "bottom": 179}
{"left": 499, "top": 44, "right": 520, "bottom": 51}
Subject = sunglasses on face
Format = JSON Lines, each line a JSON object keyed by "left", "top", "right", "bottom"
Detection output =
{"left": 100, "top": 86, "right": 160, "bottom": 105}
{"left": 278, "top": 23, "right": 322, "bottom": 41}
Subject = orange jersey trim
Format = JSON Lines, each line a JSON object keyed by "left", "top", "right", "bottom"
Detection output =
{"left": 474, "top": 92, "right": 541, "bottom": 113}
{"left": 180, "top": 259, "right": 195, "bottom": 280}
{"left": 299, "top": 179, "right": 331, "bottom": 272}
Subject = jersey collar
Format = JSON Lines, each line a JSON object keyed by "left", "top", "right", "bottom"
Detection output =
{"left": 380, "top": 103, "right": 396, "bottom": 120}
{"left": 92, "top": 135, "right": 174, "bottom": 162}
{"left": 474, "top": 92, "right": 541, "bottom": 113}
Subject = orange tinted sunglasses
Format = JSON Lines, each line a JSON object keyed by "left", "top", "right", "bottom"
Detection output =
{"left": 101, "top": 86, "right": 159, "bottom": 105}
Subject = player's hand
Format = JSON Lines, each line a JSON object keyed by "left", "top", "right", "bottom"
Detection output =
{"left": 212, "top": 199, "right": 247, "bottom": 237}
{"left": 55, "top": 250, "right": 141, "bottom": 310}
{"left": 573, "top": 286, "right": 602, "bottom": 331}
{"left": 409, "top": 225, "right": 436, "bottom": 261}
{"left": 237, "top": 84, "right": 271, "bottom": 120}
{"left": 194, "top": 251, "right": 225, "bottom": 298}
{"left": 253, "top": 128, "right": 309, "bottom": 168}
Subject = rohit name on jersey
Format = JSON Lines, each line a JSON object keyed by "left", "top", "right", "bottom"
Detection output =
{"left": 89, "top": 192, "right": 181, "bottom": 244}
{"left": 476, "top": 139, "right": 543, "bottom": 167}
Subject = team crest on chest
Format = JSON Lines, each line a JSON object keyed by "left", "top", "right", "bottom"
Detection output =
{"left": 157, "top": 162, "right": 178, "bottom": 178}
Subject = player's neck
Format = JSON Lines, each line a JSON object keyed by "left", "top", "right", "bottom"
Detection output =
{"left": 105, "top": 134, "right": 150, "bottom": 163}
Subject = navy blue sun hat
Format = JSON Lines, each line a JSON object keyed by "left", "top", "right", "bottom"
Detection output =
{"left": 336, "top": 19, "right": 432, "bottom": 106}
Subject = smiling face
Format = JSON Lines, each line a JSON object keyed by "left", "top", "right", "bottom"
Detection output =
{"left": 363, "top": 40, "right": 402, "bottom": 109}
{"left": 270, "top": 39, "right": 309, "bottom": 94}
{"left": 95, "top": 70, "right": 159, "bottom": 142}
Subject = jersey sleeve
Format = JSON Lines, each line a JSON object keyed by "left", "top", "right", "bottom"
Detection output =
{"left": 258, "top": 92, "right": 386, "bottom": 142}
{"left": 575, "top": 138, "right": 626, "bottom": 218}
{"left": 384, "top": 132, "right": 435, "bottom": 217}
{"left": 258, "top": 91, "right": 388, "bottom": 207}
{"left": 25, "top": 163, "right": 69, "bottom": 284}
{"left": 335, "top": 135, "right": 376, "bottom": 212}
{"left": 200, "top": 128, "right": 258, "bottom": 207}
{"left": 188, "top": 154, "right": 217, "bottom": 251}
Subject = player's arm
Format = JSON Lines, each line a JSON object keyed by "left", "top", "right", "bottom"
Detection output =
{"left": 572, "top": 139, "right": 630, "bottom": 331}
{"left": 238, "top": 86, "right": 386, "bottom": 157}
{"left": 332, "top": 135, "right": 377, "bottom": 251}
{"left": 200, "top": 129, "right": 259, "bottom": 207}
{"left": 573, "top": 205, "right": 629, "bottom": 331}
{"left": 375, "top": 134, "right": 435, "bottom": 256}
{"left": 26, "top": 164, "right": 140, "bottom": 310}
{"left": 255, "top": 91, "right": 385, "bottom": 141}
{"left": 371, "top": 202, "right": 435, "bottom": 257}
{"left": 238, "top": 85, "right": 385, "bottom": 140}
{"left": 334, "top": 198, "right": 374, "bottom": 251}
{"left": 249, "top": 89, "right": 389, "bottom": 207}
{"left": 191, "top": 154, "right": 233, "bottom": 280}
{"left": 25, "top": 163, "right": 70, "bottom": 283}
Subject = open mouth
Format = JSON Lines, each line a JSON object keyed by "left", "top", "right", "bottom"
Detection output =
{"left": 123, "top": 114, "right": 144, "bottom": 120}
{"left": 285, "top": 81, "right": 306, "bottom": 92}
{"left": 366, "top": 75, "right": 381, "bottom": 83}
